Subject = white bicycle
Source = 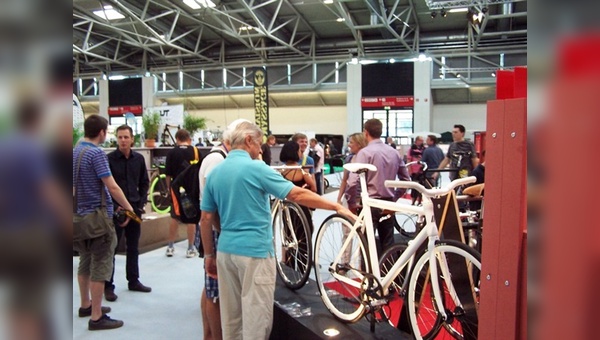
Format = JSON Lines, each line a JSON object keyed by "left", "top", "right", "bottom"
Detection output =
{"left": 314, "top": 163, "right": 481, "bottom": 339}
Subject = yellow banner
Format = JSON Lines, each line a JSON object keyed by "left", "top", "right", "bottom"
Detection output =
{"left": 253, "top": 67, "right": 269, "bottom": 141}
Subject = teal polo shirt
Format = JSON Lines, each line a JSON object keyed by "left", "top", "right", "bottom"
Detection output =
{"left": 201, "top": 150, "right": 294, "bottom": 258}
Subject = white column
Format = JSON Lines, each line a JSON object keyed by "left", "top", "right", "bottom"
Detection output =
{"left": 142, "top": 76, "right": 155, "bottom": 110}
{"left": 346, "top": 63, "right": 362, "bottom": 135}
{"left": 413, "top": 60, "right": 433, "bottom": 132}
{"left": 98, "top": 79, "right": 109, "bottom": 119}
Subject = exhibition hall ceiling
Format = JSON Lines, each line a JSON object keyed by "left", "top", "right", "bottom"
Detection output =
{"left": 73, "top": 0, "right": 527, "bottom": 105}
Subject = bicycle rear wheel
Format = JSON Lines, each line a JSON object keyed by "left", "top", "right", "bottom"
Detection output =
{"left": 394, "top": 213, "right": 419, "bottom": 238}
{"left": 314, "top": 214, "right": 369, "bottom": 322}
{"left": 378, "top": 243, "right": 410, "bottom": 326}
{"left": 150, "top": 175, "right": 171, "bottom": 214}
{"left": 407, "top": 240, "right": 481, "bottom": 340}
{"left": 273, "top": 201, "right": 312, "bottom": 290}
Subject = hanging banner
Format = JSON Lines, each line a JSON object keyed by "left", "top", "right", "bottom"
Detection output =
{"left": 147, "top": 104, "right": 185, "bottom": 127}
{"left": 253, "top": 67, "right": 270, "bottom": 140}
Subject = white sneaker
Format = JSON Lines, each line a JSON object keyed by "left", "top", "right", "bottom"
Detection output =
{"left": 186, "top": 248, "right": 197, "bottom": 258}
{"left": 166, "top": 246, "right": 174, "bottom": 257}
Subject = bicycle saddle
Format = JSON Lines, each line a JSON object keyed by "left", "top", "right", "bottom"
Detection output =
{"left": 343, "top": 163, "right": 377, "bottom": 173}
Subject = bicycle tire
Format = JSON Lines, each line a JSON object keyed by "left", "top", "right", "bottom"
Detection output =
{"left": 150, "top": 174, "right": 171, "bottom": 214}
{"left": 314, "top": 214, "right": 369, "bottom": 322}
{"left": 394, "top": 213, "right": 418, "bottom": 238}
{"left": 273, "top": 201, "right": 312, "bottom": 290}
{"left": 407, "top": 240, "right": 481, "bottom": 340}
{"left": 378, "top": 243, "right": 410, "bottom": 325}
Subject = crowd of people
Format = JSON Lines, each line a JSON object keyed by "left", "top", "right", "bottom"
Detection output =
{"left": 74, "top": 115, "right": 482, "bottom": 337}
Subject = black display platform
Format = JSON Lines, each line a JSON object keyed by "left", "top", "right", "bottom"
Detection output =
{"left": 270, "top": 276, "right": 411, "bottom": 340}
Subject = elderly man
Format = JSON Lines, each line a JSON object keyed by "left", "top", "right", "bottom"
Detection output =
{"left": 200, "top": 121, "right": 354, "bottom": 340}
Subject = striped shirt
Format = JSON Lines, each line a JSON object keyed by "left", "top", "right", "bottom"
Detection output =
{"left": 73, "top": 141, "right": 114, "bottom": 216}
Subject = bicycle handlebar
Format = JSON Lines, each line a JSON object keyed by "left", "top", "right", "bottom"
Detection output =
{"left": 384, "top": 176, "right": 476, "bottom": 197}
{"left": 404, "top": 160, "right": 428, "bottom": 172}
{"left": 271, "top": 165, "right": 313, "bottom": 171}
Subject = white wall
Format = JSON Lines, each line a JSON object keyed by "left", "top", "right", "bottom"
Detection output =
{"left": 188, "top": 106, "right": 348, "bottom": 136}
{"left": 432, "top": 104, "right": 487, "bottom": 137}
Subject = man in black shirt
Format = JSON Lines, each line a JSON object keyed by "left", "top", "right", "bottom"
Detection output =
{"left": 105, "top": 125, "right": 151, "bottom": 301}
{"left": 165, "top": 129, "right": 199, "bottom": 258}
{"left": 436, "top": 124, "right": 479, "bottom": 181}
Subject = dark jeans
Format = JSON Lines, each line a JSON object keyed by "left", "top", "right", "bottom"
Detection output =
{"left": 371, "top": 207, "right": 395, "bottom": 257}
{"left": 315, "top": 171, "right": 323, "bottom": 195}
{"left": 105, "top": 211, "right": 142, "bottom": 289}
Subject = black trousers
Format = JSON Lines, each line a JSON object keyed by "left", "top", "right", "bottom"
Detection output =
{"left": 105, "top": 210, "right": 142, "bottom": 289}
{"left": 371, "top": 206, "right": 395, "bottom": 257}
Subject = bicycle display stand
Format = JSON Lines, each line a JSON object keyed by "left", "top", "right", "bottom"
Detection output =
{"left": 271, "top": 276, "right": 411, "bottom": 339}
{"left": 478, "top": 94, "right": 527, "bottom": 338}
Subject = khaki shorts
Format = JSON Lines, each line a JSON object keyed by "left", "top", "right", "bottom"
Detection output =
{"left": 75, "top": 226, "right": 117, "bottom": 282}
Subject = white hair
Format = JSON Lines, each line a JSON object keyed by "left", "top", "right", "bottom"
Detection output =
{"left": 222, "top": 118, "right": 252, "bottom": 142}
{"left": 229, "top": 121, "right": 262, "bottom": 148}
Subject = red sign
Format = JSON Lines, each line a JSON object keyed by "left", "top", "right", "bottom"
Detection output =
{"left": 108, "top": 105, "right": 143, "bottom": 116}
{"left": 360, "top": 96, "right": 414, "bottom": 108}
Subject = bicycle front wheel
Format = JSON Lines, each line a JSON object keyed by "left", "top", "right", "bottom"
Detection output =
{"left": 407, "top": 240, "right": 481, "bottom": 340}
{"left": 314, "top": 214, "right": 369, "bottom": 322}
{"left": 150, "top": 175, "right": 171, "bottom": 214}
{"left": 273, "top": 201, "right": 312, "bottom": 290}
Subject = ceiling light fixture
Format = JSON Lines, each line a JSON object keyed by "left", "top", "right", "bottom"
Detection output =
{"left": 467, "top": 8, "right": 484, "bottom": 24}
{"left": 430, "top": 11, "right": 437, "bottom": 18}
{"left": 336, "top": 17, "right": 345, "bottom": 22}
{"left": 449, "top": 8, "right": 468, "bottom": 13}
{"left": 323, "top": 0, "right": 334, "bottom": 4}
{"left": 440, "top": 8, "right": 447, "bottom": 17}
{"left": 93, "top": 5, "right": 125, "bottom": 20}
{"left": 183, "top": 0, "right": 216, "bottom": 10}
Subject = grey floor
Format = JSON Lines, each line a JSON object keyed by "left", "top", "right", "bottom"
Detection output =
{"left": 72, "top": 172, "right": 448, "bottom": 338}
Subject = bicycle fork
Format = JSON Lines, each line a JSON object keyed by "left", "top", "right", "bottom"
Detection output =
{"left": 427, "top": 240, "right": 467, "bottom": 325}
{"left": 428, "top": 238, "right": 450, "bottom": 323}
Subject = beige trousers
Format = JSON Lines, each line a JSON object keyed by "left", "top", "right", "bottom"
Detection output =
{"left": 217, "top": 252, "right": 276, "bottom": 340}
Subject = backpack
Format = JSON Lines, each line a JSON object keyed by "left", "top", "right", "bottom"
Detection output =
{"left": 308, "top": 149, "right": 321, "bottom": 165}
{"left": 170, "top": 148, "right": 226, "bottom": 224}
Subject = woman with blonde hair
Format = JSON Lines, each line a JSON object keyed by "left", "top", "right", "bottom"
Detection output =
{"left": 336, "top": 132, "right": 368, "bottom": 210}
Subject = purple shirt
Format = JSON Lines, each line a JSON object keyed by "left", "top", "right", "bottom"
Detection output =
{"left": 346, "top": 139, "right": 410, "bottom": 207}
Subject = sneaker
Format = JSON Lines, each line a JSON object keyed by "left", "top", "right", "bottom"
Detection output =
{"left": 166, "top": 246, "right": 174, "bottom": 257}
{"left": 104, "top": 288, "right": 118, "bottom": 302}
{"left": 186, "top": 248, "right": 197, "bottom": 258}
{"left": 88, "top": 314, "right": 124, "bottom": 331}
{"left": 78, "top": 305, "right": 111, "bottom": 317}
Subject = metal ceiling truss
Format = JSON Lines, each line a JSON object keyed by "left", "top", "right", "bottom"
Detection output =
{"left": 73, "top": 0, "right": 526, "bottom": 102}
{"left": 424, "top": 0, "right": 525, "bottom": 10}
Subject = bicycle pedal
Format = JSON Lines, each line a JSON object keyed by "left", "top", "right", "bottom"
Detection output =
{"left": 369, "top": 299, "right": 388, "bottom": 307}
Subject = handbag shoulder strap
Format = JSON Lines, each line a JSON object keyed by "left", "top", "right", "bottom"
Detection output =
{"left": 73, "top": 146, "right": 106, "bottom": 213}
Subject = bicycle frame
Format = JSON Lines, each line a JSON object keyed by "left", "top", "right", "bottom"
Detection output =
{"left": 330, "top": 163, "right": 475, "bottom": 319}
